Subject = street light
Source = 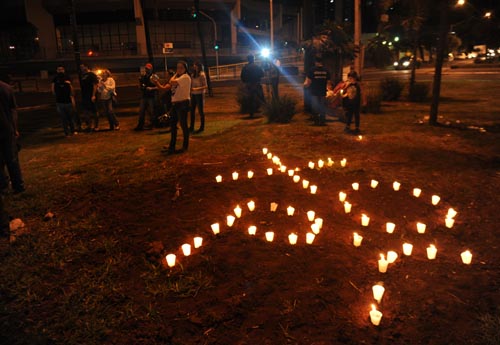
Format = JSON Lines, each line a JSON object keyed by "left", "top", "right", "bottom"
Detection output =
{"left": 198, "top": 10, "right": 219, "bottom": 79}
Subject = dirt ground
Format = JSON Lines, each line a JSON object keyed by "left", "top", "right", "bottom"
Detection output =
{"left": 1, "top": 79, "right": 499, "bottom": 345}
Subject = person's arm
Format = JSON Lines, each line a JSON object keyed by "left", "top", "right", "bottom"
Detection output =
{"left": 152, "top": 78, "right": 172, "bottom": 90}
{"left": 69, "top": 82, "right": 76, "bottom": 109}
{"left": 9, "top": 91, "right": 18, "bottom": 136}
{"left": 304, "top": 77, "right": 312, "bottom": 88}
{"left": 92, "top": 83, "right": 98, "bottom": 102}
{"left": 51, "top": 82, "right": 55, "bottom": 95}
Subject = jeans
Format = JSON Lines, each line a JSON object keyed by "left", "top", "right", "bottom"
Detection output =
{"left": 190, "top": 94, "right": 205, "bottom": 131}
{"left": 169, "top": 100, "right": 190, "bottom": 152}
{"left": 82, "top": 99, "right": 98, "bottom": 129}
{"left": 345, "top": 106, "right": 360, "bottom": 129}
{"left": 310, "top": 95, "right": 326, "bottom": 124}
{"left": 100, "top": 99, "right": 119, "bottom": 129}
{"left": 56, "top": 103, "right": 75, "bottom": 136}
{"left": 137, "top": 97, "right": 156, "bottom": 128}
{"left": 0, "top": 134, "right": 24, "bottom": 192}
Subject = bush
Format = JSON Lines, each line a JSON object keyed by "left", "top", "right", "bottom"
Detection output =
{"left": 236, "top": 84, "right": 263, "bottom": 114}
{"left": 362, "top": 86, "right": 382, "bottom": 114}
{"left": 263, "top": 95, "right": 297, "bottom": 123}
{"left": 380, "top": 77, "right": 404, "bottom": 101}
{"left": 409, "top": 82, "right": 430, "bottom": 102}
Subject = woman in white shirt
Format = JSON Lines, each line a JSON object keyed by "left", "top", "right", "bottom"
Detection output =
{"left": 97, "top": 69, "right": 119, "bottom": 130}
{"left": 189, "top": 62, "right": 207, "bottom": 133}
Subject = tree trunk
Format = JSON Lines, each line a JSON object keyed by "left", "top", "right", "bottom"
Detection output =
{"left": 140, "top": 0, "right": 154, "bottom": 63}
{"left": 194, "top": 0, "right": 213, "bottom": 96}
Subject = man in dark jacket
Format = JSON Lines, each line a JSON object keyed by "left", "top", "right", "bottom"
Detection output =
{"left": 80, "top": 64, "right": 99, "bottom": 131}
{"left": 135, "top": 63, "right": 159, "bottom": 130}
{"left": 304, "top": 56, "right": 330, "bottom": 126}
{"left": 240, "top": 55, "right": 265, "bottom": 118}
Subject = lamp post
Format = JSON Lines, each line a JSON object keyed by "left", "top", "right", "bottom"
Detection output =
{"left": 270, "top": 0, "right": 274, "bottom": 50}
{"left": 198, "top": 10, "right": 219, "bottom": 80}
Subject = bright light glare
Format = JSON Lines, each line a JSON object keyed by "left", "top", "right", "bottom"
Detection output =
{"left": 484, "top": 12, "right": 492, "bottom": 19}
{"left": 456, "top": 0, "right": 465, "bottom": 6}
{"left": 261, "top": 48, "right": 271, "bottom": 58}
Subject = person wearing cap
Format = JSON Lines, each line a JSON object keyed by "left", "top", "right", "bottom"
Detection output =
{"left": 135, "top": 63, "right": 158, "bottom": 131}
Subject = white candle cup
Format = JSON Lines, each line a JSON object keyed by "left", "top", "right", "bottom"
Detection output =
{"left": 340, "top": 158, "right": 347, "bottom": 167}
{"left": 302, "top": 180, "right": 310, "bottom": 189}
{"left": 293, "top": 175, "right": 300, "bottom": 183}
{"left": 403, "top": 243, "right": 413, "bottom": 256}
{"left": 306, "top": 232, "right": 316, "bottom": 244}
{"left": 280, "top": 165, "right": 287, "bottom": 173}
{"left": 166, "top": 254, "right": 176, "bottom": 267}
{"left": 413, "top": 188, "right": 422, "bottom": 197}
{"left": 327, "top": 158, "right": 334, "bottom": 167}
{"left": 272, "top": 156, "right": 280, "bottom": 164}
{"left": 417, "top": 222, "right": 426, "bottom": 234}
{"left": 288, "top": 233, "right": 298, "bottom": 245}
{"left": 387, "top": 251, "right": 398, "bottom": 264}
{"left": 308, "top": 161, "right": 315, "bottom": 169}
{"left": 371, "top": 180, "right": 379, "bottom": 188}
{"left": 372, "top": 285, "right": 385, "bottom": 304}
{"left": 318, "top": 159, "right": 324, "bottom": 168}
{"left": 461, "top": 250, "right": 472, "bottom": 264}
{"left": 445, "top": 217, "right": 455, "bottom": 228}
{"left": 431, "top": 195, "right": 441, "bottom": 205}
{"left": 270, "top": 202, "right": 278, "bottom": 212}
{"left": 226, "top": 215, "right": 236, "bottom": 227}
{"left": 352, "top": 182, "right": 359, "bottom": 191}
{"left": 215, "top": 175, "right": 222, "bottom": 183}
{"left": 211, "top": 223, "right": 220, "bottom": 235}
{"left": 247, "top": 170, "right": 254, "bottom": 179}
{"left": 287, "top": 206, "right": 295, "bottom": 216}
{"left": 427, "top": 245, "right": 437, "bottom": 260}
{"left": 361, "top": 214, "right": 370, "bottom": 227}
{"left": 181, "top": 243, "right": 191, "bottom": 256}
{"left": 288, "top": 169, "right": 295, "bottom": 177}
{"left": 248, "top": 225, "right": 257, "bottom": 235}
{"left": 370, "top": 305, "right": 383, "bottom": 326}
{"left": 386, "top": 222, "right": 396, "bottom": 234}
{"left": 447, "top": 208, "right": 458, "bottom": 218}
{"left": 265, "top": 231, "right": 274, "bottom": 242}
{"left": 247, "top": 201, "right": 255, "bottom": 211}
{"left": 266, "top": 153, "right": 273, "bottom": 159}
{"left": 194, "top": 237, "right": 203, "bottom": 248}
{"left": 393, "top": 181, "right": 401, "bottom": 191}
{"left": 357, "top": 135, "right": 363, "bottom": 140}
{"left": 339, "top": 192, "right": 347, "bottom": 202}
{"left": 344, "top": 202, "right": 352, "bottom": 213}
{"left": 232, "top": 172, "right": 239, "bottom": 180}
{"left": 234, "top": 205, "right": 242, "bottom": 218}
{"left": 314, "top": 218, "right": 323, "bottom": 229}
{"left": 311, "top": 223, "right": 320, "bottom": 235}
{"left": 262, "top": 148, "right": 268, "bottom": 155}
{"left": 267, "top": 168, "right": 273, "bottom": 175}
{"left": 310, "top": 185, "right": 318, "bottom": 194}
{"left": 307, "top": 211, "right": 316, "bottom": 222}
{"left": 353, "top": 232, "right": 363, "bottom": 247}
{"left": 378, "top": 254, "right": 388, "bottom": 273}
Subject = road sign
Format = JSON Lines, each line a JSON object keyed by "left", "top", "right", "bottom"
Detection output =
{"left": 163, "top": 42, "right": 173, "bottom": 54}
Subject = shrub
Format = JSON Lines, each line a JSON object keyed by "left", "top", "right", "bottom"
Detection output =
{"left": 263, "top": 95, "right": 297, "bottom": 123}
{"left": 236, "top": 84, "right": 263, "bottom": 114}
{"left": 362, "top": 85, "right": 382, "bottom": 114}
{"left": 380, "top": 77, "right": 404, "bottom": 101}
{"left": 409, "top": 82, "right": 430, "bottom": 102}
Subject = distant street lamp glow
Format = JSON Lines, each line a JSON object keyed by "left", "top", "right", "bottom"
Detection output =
{"left": 457, "top": 0, "right": 465, "bottom": 6}
{"left": 484, "top": 12, "right": 492, "bottom": 19}
{"left": 261, "top": 48, "right": 271, "bottom": 58}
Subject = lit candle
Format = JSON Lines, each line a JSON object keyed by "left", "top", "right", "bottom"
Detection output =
{"left": 302, "top": 179, "right": 310, "bottom": 189}
{"left": 248, "top": 225, "right": 257, "bottom": 235}
{"left": 327, "top": 158, "right": 334, "bottom": 167}
{"left": 318, "top": 159, "right": 324, "bottom": 168}
{"left": 311, "top": 223, "right": 320, "bottom": 234}
{"left": 215, "top": 175, "right": 222, "bottom": 183}
{"left": 265, "top": 231, "right": 274, "bottom": 242}
{"left": 413, "top": 188, "right": 422, "bottom": 197}
{"left": 181, "top": 243, "right": 191, "bottom": 256}
{"left": 447, "top": 208, "right": 458, "bottom": 218}
{"left": 272, "top": 156, "right": 280, "bottom": 164}
{"left": 461, "top": 250, "right": 472, "bottom": 264}
{"left": 307, "top": 210, "right": 316, "bottom": 222}
{"left": 352, "top": 182, "right": 359, "bottom": 191}
{"left": 280, "top": 165, "right": 287, "bottom": 173}
{"left": 340, "top": 158, "right": 347, "bottom": 167}
{"left": 226, "top": 215, "right": 235, "bottom": 227}
{"left": 314, "top": 218, "right": 323, "bottom": 229}
{"left": 369, "top": 305, "right": 383, "bottom": 326}
{"left": 306, "top": 232, "right": 315, "bottom": 244}
{"left": 234, "top": 205, "right": 242, "bottom": 218}
{"left": 357, "top": 135, "right": 363, "bottom": 140}
{"left": 386, "top": 222, "right": 396, "bottom": 234}
{"left": 378, "top": 254, "right": 388, "bottom": 273}
{"left": 288, "top": 169, "right": 295, "bottom": 177}
{"left": 310, "top": 185, "right": 318, "bottom": 194}
{"left": 387, "top": 251, "right": 398, "bottom": 264}
{"left": 431, "top": 195, "right": 441, "bottom": 205}
{"left": 353, "top": 232, "right": 363, "bottom": 247}
{"left": 417, "top": 222, "right": 426, "bottom": 234}
{"left": 262, "top": 147, "right": 268, "bottom": 155}
{"left": 267, "top": 153, "right": 272, "bottom": 159}
{"left": 247, "top": 200, "right": 255, "bottom": 211}
{"left": 339, "top": 191, "right": 347, "bottom": 202}
{"left": 247, "top": 170, "right": 254, "bottom": 179}
{"left": 393, "top": 181, "right": 401, "bottom": 191}
{"left": 287, "top": 206, "right": 295, "bottom": 216}
{"left": 293, "top": 175, "right": 300, "bottom": 183}
{"left": 372, "top": 285, "right": 385, "bottom": 303}
{"left": 344, "top": 201, "right": 352, "bottom": 213}
{"left": 193, "top": 236, "right": 203, "bottom": 248}
{"left": 445, "top": 217, "right": 455, "bottom": 228}
{"left": 165, "top": 254, "right": 176, "bottom": 267}
{"left": 288, "top": 233, "right": 298, "bottom": 245}
{"left": 308, "top": 161, "right": 315, "bottom": 169}
{"left": 361, "top": 214, "right": 370, "bottom": 227}
{"left": 403, "top": 243, "right": 413, "bottom": 256}
{"left": 267, "top": 168, "right": 273, "bottom": 175}
{"left": 427, "top": 244, "right": 437, "bottom": 260}
{"left": 211, "top": 223, "right": 220, "bottom": 235}
{"left": 270, "top": 202, "right": 278, "bottom": 212}
{"left": 371, "top": 179, "right": 379, "bottom": 188}
{"left": 232, "top": 172, "right": 239, "bottom": 180}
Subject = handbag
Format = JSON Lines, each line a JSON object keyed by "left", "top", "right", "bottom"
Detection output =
{"left": 157, "top": 111, "right": 172, "bottom": 126}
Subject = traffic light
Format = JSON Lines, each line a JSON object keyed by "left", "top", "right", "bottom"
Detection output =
{"left": 214, "top": 41, "right": 220, "bottom": 50}
{"left": 191, "top": 8, "right": 197, "bottom": 19}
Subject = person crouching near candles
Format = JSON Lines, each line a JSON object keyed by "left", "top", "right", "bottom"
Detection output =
{"left": 153, "top": 61, "right": 191, "bottom": 154}
{"left": 341, "top": 71, "right": 361, "bottom": 134}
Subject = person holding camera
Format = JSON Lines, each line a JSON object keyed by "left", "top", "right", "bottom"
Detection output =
{"left": 135, "top": 63, "right": 158, "bottom": 131}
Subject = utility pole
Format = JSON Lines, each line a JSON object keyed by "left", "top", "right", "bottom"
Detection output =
{"left": 69, "top": 0, "right": 81, "bottom": 79}
{"left": 194, "top": 0, "right": 213, "bottom": 96}
{"left": 354, "top": 0, "right": 362, "bottom": 78}
{"left": 140, "top": 0, "right": 154, "bottom": 63}
{"left": 270, "top": 0, "right": 274, "bottom": 50}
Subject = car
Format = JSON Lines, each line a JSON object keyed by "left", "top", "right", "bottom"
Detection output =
{"left": 393, "top": 56, "right": 421, "bottom": 70}
{"left": 474, "top": 53, "right": 496, "bottom": 64}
